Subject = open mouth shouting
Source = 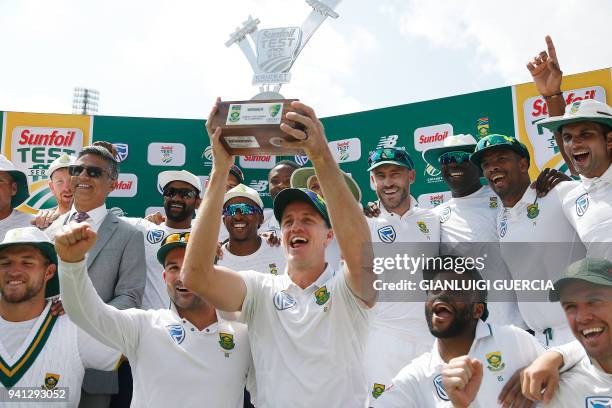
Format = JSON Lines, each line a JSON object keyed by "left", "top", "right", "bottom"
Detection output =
{"left": 432, "top": 301, "right": 455, "bottom": 323}
{"left": 579, "top": 326, "right": 606, "bottom": 346}
{"left": 572, "top": 149, "right": 590, "bottom": 167}
{"left": 289, "top": 236, "right": 308, "bottom": 249}
{"left": 490, "top": 173, "right": 507, "bottom": 188}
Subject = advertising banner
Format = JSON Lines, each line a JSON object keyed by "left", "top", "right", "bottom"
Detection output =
{"left": 0, "top": 68, "right": 610, "bottom": 216}
{"left": 1, "top": 112, "right": 92, "bottom": 214}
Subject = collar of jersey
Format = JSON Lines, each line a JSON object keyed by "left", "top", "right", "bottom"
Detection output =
{"left": 284, "top": 263, "right": 335, "bottom": 294}
{"left": 0, "top": 302, "right": 59, "bottom": 388}
{"left": 430, "top": 320, "right": 493, "bottom": 371}
{"left": 169, "top": 302, "right": 223, "bottom": 334}
{"left": 580, "top": 163, "right": 612, "bottom": 191}
{"left": 378, "top": 196, "right": 419, "bottom": 220}
{"left": 501, "top": 185, "right": 535, "bottom": 215}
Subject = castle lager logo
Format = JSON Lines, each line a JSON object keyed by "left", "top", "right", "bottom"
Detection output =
{"left": 4, "top": 116, "right": 90, "bottom": 214}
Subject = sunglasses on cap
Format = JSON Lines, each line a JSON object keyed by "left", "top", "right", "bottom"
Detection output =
{"left": 68, "top": 165, "right": 108, "bottom": 178}
{"left": 438, "top": 151, "right": 471, "bottom": 165}
{"left": 368, "top": 148, "right": 414, "bottom": 169}
{"left": 162, "top": 232, "right": 191, "bottom": 245}
{"left": 163, "top": 187, "right": 198, "bottom": 199}
{"left": 222, "top": 203, "right": 262, "bottom": 217}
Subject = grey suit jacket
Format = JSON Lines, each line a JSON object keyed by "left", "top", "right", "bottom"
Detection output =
{"left": 48, "top": 210, "right": 145, "bottom": 394}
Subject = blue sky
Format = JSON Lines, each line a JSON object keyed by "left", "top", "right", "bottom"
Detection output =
{"left": 1, "top": 0, "right": 610, "bottom": 119}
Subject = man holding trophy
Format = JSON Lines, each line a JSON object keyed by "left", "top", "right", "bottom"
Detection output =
{"left": 181, "top": 97, "right": 375, "bottom": 407}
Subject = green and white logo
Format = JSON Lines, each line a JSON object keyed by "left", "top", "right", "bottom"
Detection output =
{"left": 229, "top": 105, "right": 242, "bottom": 123}
{"left": 269, "top": 104, "right": 281, "bottom": 118}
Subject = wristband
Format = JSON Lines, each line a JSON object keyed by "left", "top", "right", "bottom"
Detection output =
{"left": 543, "top": 92, "right": 563, "bottom": 100}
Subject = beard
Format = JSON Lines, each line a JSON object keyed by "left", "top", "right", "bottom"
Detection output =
{"left": 164, "top": 201, "right": 194, "bottom": 223}
{"left": 425, "top": 302, "right": 474, "bottom": 339}
{"left": 0, "top": 281, "right": 44, "bottom": 304}
{"left": 378, "top": 185, "right": 410, "bottom": 211}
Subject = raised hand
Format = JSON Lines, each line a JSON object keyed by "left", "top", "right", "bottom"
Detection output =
{"left": 279, "top": 101, "right": 329, "bottom": 160}
{"left": 55, "top": 222, "right": 98, "bottom": 263}
{"left": 442, "top": 356, "right": 483, "bottom": 408}
{"left": 526, "top": 35, "right": 562, "bottom": 97}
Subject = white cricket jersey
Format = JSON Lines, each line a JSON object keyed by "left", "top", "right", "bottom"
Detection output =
{"left": 366, "top": 200, "right": 440, "bottom": 397}
{"left": 433, "top": 185, "right": 525, "bottom": 328}
{"left": 498, "top": 183, "right": 586, "bottom": 346}
{"left": 0, "top": 210, "right": 34, "bottom": 241}
{"left": 217, "top": 241, "right": 287, "bottom": 275}
{"left": 560, "top": 164, "right": 612, "bottom": 260}
{"left": 239, "top": 264, "right": 370, "bottom": 407}
{"left": 373, "top": 321, "right": 545, "bottom": 407}
{"left": 260, "top": 208, "right": 279, "bottom": 234}
{"left": 0, "top": 302, "right": 120, "bottom": 408}
{"left": 547, "top": 354, "right": 612, "bottom": 407}
{"left": 59, "top": 260, "right": 251, "bottom": 408}
{"left": 125, "top": 218, "right": 190, "bottom": 310}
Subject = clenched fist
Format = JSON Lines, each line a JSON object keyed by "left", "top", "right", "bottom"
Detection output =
{"left": 55, "top": 223, "right": 98, "bottom": 263}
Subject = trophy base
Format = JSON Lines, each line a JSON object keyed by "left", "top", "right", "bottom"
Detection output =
{"left": 210, "top": 99, "right": 306, "bottom": 155}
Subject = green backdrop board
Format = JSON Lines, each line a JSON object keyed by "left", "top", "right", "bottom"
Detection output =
{"left": 2, "top": 68, "right": 610, "bottom": 216}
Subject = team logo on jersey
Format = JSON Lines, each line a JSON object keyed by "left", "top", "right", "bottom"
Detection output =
{"left": 489, "top": 197, "right": 498, "bottom": 209}
{"left": 377, "top": 225, "right": 396, "bottom": 243}
{"left": 486, "top": 351, "right": 506, "bottom": 372}
{"left": 269, "top": 263, "right": 278, "bottom": 275}
{"left": 166, "top": 324, "right": 185, "bottom": 345}
{"left": 273, "top": 291, "right": 296, "bottom": 310}
{"left": 439, "top": 206, "right": 451, "bottom": 223}
{"left": 43, "top": 373, "right": 60, "bottom": 390}
{"left": 417, "top": 221, "right": 430, "bottom": 234}
{"left": 314, "top": 286, "right": 330, "bottom": 305}
{"left": 586, "top": 396, "right": 612, "bottom": 407}
{"left": 219, "top": 333, "right": 235, "bottom": 351}
{"left": 576, "top": 193, "right": 589, "bottom": 217}
{"left": 147, "top": 229, "right": 165, "bottom": 244}
{"left": 433, "top": 374, "right": 449, "bottom": 401}
{"left": 527, "top": 203, "right": 540, "bottom": 219}
{"left": 499, "top": 215, "right": 508, "bottom": 238}
{"left": 371, "top": 383, "right": 386, "bottom": 399}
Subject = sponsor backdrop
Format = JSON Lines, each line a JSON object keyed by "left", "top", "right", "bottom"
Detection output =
{"left": 1, "top": 68, "right": 610, "bottom": 216}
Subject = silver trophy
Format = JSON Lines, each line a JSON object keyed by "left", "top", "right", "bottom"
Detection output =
{"left": 225, "top": 0, "right": 342, "bottom": 100}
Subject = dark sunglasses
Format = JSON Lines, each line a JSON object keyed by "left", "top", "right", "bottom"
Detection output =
{"left": 368, "top": 148, "right": 414, "bottom": 169}
{"left": 222, "top": 203, "right": 262, "bottom": 217}
{"left": 438, "top": 151, "right": 472, "bottom": 165}
{"left": 68, "top": 165, "right": 108, "bottom": 178}
{"left": 163, "top": 188, "right": 198, "bottom": 199}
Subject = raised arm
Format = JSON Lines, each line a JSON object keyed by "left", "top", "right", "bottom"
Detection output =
{"left": 180, "top": 98, "right": 247, "bottom": 312}
{"left": 280, "top": 101, "right": 376, "bottom": 306}
{"left": 527, "top": 35, "right": 577, "bottom": 175}
{"left": 56, "top": 223, "right": 141, "bottom": 355}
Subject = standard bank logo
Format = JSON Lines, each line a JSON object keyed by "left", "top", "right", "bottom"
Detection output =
{"left": 377, "top": 225, "right": 396, "bottom": 243}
